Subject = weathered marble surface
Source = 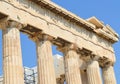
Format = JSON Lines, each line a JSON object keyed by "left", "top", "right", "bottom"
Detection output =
{"left": 36, "top": 38, "right": 56, "bottom": 84}
{"left": 0, "top": 0, "right": 118, "bottom": 62}
{"left": 0, "top": 0, "right": 118, "bottom": 84}
{"left": 2, "top": 22, "right": 24, "bottom": 84}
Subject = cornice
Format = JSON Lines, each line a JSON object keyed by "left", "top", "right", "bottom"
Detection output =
{"left": 29, "top": 0, "right": 119, "bottom": 43}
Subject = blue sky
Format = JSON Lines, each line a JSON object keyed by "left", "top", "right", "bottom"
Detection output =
{"left": 0, "top": 0, "right": 120, "bottom": 83}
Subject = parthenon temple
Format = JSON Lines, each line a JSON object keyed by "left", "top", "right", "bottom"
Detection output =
{"left": 0, "top": 0, "right": 119, "bottom": 84}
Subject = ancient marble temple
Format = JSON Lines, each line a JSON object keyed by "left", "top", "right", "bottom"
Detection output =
{"left": 0, "top": 0, "right": 119, "bottom": 84}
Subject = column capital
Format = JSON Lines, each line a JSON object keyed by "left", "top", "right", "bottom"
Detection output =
{"left": 102, "top": 61, "right": 113, "bottom": 68}
{"left": 1, "top": 20, "right": 25, "bottom": 29}
{"left": 58, "top": 43, "right": 78, "bottom": 53}
{"left": 80, "top": 50, "right": 101, "bottom": 63}
{"left": 29, "top": 33, "right": 54, "bottom": 42}
{"left": 99, "top": 56, "right": 114, "bottom": 68}
{"left": 0, "top": 17, "right": 9, "bottom": 29}
{"left": 78, "top": 48, "right": 93, "bottom": 62}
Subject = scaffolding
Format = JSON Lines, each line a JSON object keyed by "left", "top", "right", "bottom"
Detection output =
{"left": 24, "top": 67, "right": 37, "bottom": 84}
{"left": 0, "top": 76, "right": 3, "bottom": 84}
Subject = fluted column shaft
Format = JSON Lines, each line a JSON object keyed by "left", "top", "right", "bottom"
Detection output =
{"left": 2, "top": 21, "right": 24, "bottom": 84}
{"left": 87, "top": 60, "right": 102, "bottom": 84}
{"left": 81, "top": 70, "right": 88, "bottom": 84}
{"left": 64, "top": 44, "right": 82, "bottom": 84}
{"left": 36, "top": 36, "right": 56, "bottom": 84}
{"left": 102, "top": 65, "right": 116, "bottom": 84}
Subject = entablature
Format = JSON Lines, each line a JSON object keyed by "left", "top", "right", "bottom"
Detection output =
{"left": 29, "top": 0, "right": 119, "bottom": 43}
{"left": 0, "top": 0, "right": 118, "bottom": 63}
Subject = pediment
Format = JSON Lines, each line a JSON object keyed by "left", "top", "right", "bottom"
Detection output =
{"left": 87, "top": 16, "right": 119, "bottom": 40}
{"left": 105, "top": 24, "right": 119, "bottom": 38}
{"left": 87, "top": 16, "right": 104, "bottom": 28}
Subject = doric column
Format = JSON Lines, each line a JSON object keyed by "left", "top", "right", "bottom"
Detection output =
{"left": 35, "top": 35, "right": 56, "bottom": 84}
{"left": 102, "top": 64, "right": 116, "bottom": 84}
{"left": 87, "top": 60, "right": 102, "bottom": 84}
{"left": 2, "top": 21, "right": 24, "bottom": 84}
{"left": 63, "top": 44, "right": 82, "bottom": 84}
{"left": 81, "top": 70, "right": 88, "bottom": 84}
